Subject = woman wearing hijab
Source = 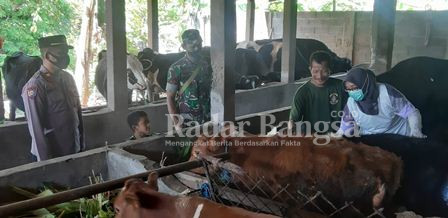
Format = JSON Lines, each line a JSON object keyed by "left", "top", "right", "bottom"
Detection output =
{"left": 335, "top": 68, "right": 425, "bottom": 138}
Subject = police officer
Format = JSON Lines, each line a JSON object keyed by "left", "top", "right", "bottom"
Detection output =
{"left": 22, "top": 35, "right": 85, "bottom": 161}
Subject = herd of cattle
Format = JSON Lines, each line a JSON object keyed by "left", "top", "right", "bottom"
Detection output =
{"left": 2, "top": 38, "right": 448, "bottom": 216}
{"left": 2, "top": 38, "right": 352, "bottom": 119}
{"left": 136, "top": 38, "right": 352, "bottom": 92}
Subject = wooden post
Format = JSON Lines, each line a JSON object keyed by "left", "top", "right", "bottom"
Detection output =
{"left": 370, "top": 0, "right": 397, "bottom": 74}
{"left": 105, "top": 0, "right": 128, "bottom": 112}
{"left": 245, "top": 0, "right": 255, "bottom": 42}
{"left": 210, "top": 0, "right": 236, "bottom": 123}
{"left": 147, "top": 0, "right": 158, "bottom": 51}
{"left": 280, "top": 0, "right": 297, "bottom": 83}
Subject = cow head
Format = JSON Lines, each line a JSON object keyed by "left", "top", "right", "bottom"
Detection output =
{"left": 126, "top": 55, "right": 148, "bottom": 92}
{"left": 191, "top": 124, "right": 245, "bottom": 159}
{"left": 137, "top": 48, "right": 165, "bottom": 96}
{"left": 192, "top": 135, "right": 227, "bottom": 159}
{"left": 137, "top": 48, "right": 158, "bottom": 76}
{"left": 95, "top": 50, "right": 149, "bottom": 100}
{"left": 114, "top": 172, "right": 160, "bottom": 218}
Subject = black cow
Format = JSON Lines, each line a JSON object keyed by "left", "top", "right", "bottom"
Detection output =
{"left": 254, "top": 38, "right": 352, "bottom": 80}
{"left": 346, "top": 56, "right": 448, "bottom": 216}
{"left": 233, "top": 48, "right": 271, "bottom": 88}
{"left": 1, "top": 52, "right": 42, "bottom": 120}
{"left": 377, "top": 56, "right": 448, "bottom": 143}
{"left": 137, "top": 48, "right": 195, "bottom": 93}
{"left": 350, "top": 134, "right": 448, "bottom": 217}
{"left": 137, "top": 47, "right": 270, "bottom": 94}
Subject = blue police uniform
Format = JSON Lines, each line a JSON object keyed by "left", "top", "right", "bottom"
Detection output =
{"left": 22, "top": 65, "right": 84, "bottom": 161}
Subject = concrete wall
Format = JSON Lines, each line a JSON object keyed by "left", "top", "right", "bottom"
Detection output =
{"left": 352, "top": 12, "right": 371, "bottom": 65}
{"left": 0, "top": 81, "right": 307, "bottom": 170}
{"left": 269, "top": 12, "right": 355, "bottom": 59}
{"left": 392, "top": 11, "right": 448, "bottom": 65}
{"left": 0, "top": 148, "right": 108, "bottom": 189}
{"left": 0, "top": 106, "right": 167, "bottom": 171}
{"left": 269, "top": 11, "right": 448, "bottom": 66}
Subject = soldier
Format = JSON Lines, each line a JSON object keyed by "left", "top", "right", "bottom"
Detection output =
{"left": 22, "top": 35, "right": 84, "bottom": 161}
{"left": 166, "top": 29, "right": 212, "bottom": 129}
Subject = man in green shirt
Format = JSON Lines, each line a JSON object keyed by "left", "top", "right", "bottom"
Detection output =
{"left": 288, "top": 51, "right": 347, "bottom": 133}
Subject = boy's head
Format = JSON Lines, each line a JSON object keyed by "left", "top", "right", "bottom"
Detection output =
{"left": 127, "top": 111, "right": 150, "bottom": 137}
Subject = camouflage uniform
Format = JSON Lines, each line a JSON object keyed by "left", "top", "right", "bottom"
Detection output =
{"left": 166, "top": 56, "right": 211, "bottom": 124}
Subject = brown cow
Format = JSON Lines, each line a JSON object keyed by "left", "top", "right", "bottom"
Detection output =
{"left": 114, "top": 172, "right": 281, "bottom": 218}
{"left": 191, "top": 131, "right": 402, "bottom": 215}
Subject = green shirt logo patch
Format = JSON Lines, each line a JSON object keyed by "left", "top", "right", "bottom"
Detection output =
{"left": 329, "top": 92, "right": 339, "bottom": 105}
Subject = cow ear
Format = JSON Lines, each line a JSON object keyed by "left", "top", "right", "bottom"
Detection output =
{"left": 147, "top": 172, "right": 159, "bottom": 191}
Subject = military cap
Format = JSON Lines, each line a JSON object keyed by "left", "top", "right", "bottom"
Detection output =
{"left": 38, "top": 35, "right": 73, "bottom": 49}
{"left": 181, "top": 29, "right": 201, "bottom": 42}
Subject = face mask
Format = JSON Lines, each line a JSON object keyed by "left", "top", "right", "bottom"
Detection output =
{"left": 47, "top": 52, "right": 70, "bottom": 69}
{"left": 347, "top": 74, "right": 369, "bottom": 101}
{"left": 183, "top": 38, "right": 202, "bottom": 53}
{"left": 349, "top": 89, "right": 364, "bottom": 101}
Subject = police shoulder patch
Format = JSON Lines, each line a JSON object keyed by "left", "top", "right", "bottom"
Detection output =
{"left": 26, "top": 86, "right": 37, "bottom": 98}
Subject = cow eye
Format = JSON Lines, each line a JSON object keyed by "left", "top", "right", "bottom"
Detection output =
{"left": 128, "top": 69, "right": 138, "bottom": 85}
{"left": 115, "top": 207, "right": 120, "bottom": 213}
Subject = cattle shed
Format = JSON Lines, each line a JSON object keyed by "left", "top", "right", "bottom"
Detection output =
{"left": 1, "top": 0, "right": 448, "bottom": 217}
